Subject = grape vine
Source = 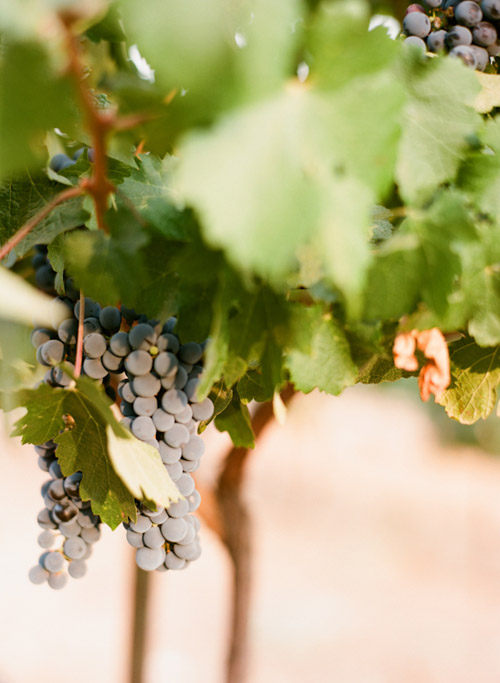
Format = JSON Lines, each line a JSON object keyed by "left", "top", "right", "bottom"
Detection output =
{"left": 3, "top": 5, "right": 500, "bottom": 678}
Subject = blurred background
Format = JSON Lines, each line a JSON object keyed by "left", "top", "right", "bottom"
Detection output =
{"left": 2, "top": 380, "right": 500, "bottom": 683}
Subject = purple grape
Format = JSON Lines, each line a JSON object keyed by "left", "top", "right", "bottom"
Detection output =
{"left": 403, "top": 11, "right": 432, "bottom": 37}
{"left": 472, "top": 21, "right": 497, "bottom": 46}
{"left": 449, "top": 44, "right": 478, "bottom": 66}
{"left": 455, "top": 1, "right": 483, "bottom": 27}
{"left": 481, "top": 0, "right": 500, "bottom": 20}
{"left": 447, "top": 25, "right": 473, "bottom": 47}
{"left": 427, "top": 29, "right": 448, "bottom": 51}
{"left": 405, "top": 36, "right": 427, "bottom": 51}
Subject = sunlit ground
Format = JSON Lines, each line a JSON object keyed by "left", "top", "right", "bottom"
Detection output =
{"left": 1, "top": 382, "right": 500, "bottom": 683}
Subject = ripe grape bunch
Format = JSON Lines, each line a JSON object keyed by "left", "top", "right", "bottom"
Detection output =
{"left": 403, "top": 0, "right": 500, "bottom": 71}
{"left": 28, "top": 247, "right": 213, "bottom": 588}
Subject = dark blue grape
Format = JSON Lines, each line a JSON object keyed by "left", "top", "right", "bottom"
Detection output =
{"left": 50, "top": 154, "right": 75, "bottom": 172}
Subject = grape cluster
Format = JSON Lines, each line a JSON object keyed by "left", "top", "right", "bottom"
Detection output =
{"left": 29, "top": 443, "right": 101, "bottom": 590}
{"left": 403, "top": 0, "right": 500, "bottom": 71}
{"left": 117, "top": 320, "right": 213, "bottom": 572}
{"left": 29, "top": 265, "right": 213, "bottom": 584}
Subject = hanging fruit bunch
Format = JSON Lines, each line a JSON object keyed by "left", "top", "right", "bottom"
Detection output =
{"left": 402, "top": 1, "right": 500, "bottom": 71}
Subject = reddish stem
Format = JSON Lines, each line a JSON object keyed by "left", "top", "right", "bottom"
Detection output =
{"left": 62, "top": 23, "right": 115, "bottom": 232}
{"left": 114, "top": 112, "right": 159, "bottom": 131}
{"left": 0, "top": 186, "right": 84, "bottom": 262}
{"left": 74, "top": 290, "right": 85, "bottom": 378}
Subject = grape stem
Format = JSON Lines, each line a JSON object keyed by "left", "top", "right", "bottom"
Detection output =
{"left": 74, "top": 290, "right": 85, "bottom": 378}
{"left": 60, "top": 16, "right": 115, "bottom": 233}
{"left": 0, "top": 186, "right": 84, "bottom": 262}
{"left": 197, "top": 384, "right": 296, "bottom": 683}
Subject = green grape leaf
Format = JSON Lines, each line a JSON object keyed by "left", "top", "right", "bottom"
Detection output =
{"left": 173, "top": 66, "right": 402, "bottom": 309}
{"left": 226, "top": 284, "right": 288, "bottom": 391}
{"left": 201, "top": 381, "right": 233, "bottom": 431}
{"left": 408, "top": 192, "right": 477, "bottom": 317}
{"left": 466, "top": 264, "right": 500, "bottom": 347}
{"left": 117, "top": 156, "right": 171, "bottom": 210}
{"left": 458, "top": 118, "right": 500, "bottom": 218}
{"left": 173, "top": 90, "right": 320, "bottom": 283}
{"left": 12, "top": 378, "right": 179, "bottom": 528}
{"left": 357, "top": 355, "right": 408, "bottom": 385}
{"left": 47, "top": 233, "right": 67, "bottom": 294}
{"left": 64, "top": 208, "right": 148, "bottom": 308}
{"left": 363, "top": 237, "right": 431, "bottom": 323}
{"left": 0, "top": 41, "right": 78, "bottom": 178}
{"left": 285, "top": 305, "right": 357, "bottom": 395}
{"left": 396, "top": 54, "right": 481, "bottom": 203}
{"left": 214, "top": 392, "right": 255, "bottom": 448}
{"left": 438, "top": 338, "right": 500, "bottom": 424}
{"left": 86, "top": 6, "right": 127, "bottom": 42}
{"left": 120, "top": 0, "right": 302, "bottom": 139}
{"left": 306, "top": 0, "right": 399, "bottom": 91}
{"left": 237, "top": 370, "right": 273, "bottom": 403}
{"left": 0, "top": 173, "right": 89, "bottom": 256}
{"left": 196, "top": 276, "right": 229, "bottom": 400}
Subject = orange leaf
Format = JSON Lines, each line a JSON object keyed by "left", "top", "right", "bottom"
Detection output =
{"left": 393, "top": 327, "right": 451, "bottom": 402}
{"left": 393, "top": 331, "right": 418, "bottom": 371}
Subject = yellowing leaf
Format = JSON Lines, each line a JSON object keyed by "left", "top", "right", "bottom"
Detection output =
{"left": 0, "top": 267, "right": 65, "bottom": 326}
{"left": 106, "top": 425, "right": 181, "bottom": 508}
{"left": 474, "top": 72, "right": 500, "bottom": 114}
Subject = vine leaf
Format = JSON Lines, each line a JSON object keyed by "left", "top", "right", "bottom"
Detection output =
{"left": 117, "top": 155, "right": 171, "bottom": 210}
{"left": 474, "top": 72, "right": 500, "bottom": 114}
{"left": 306, "top": 0, "right": 399, "bottom": 92}
{"left": 458, "top": 118, "right": 500, "bottom": 219}
{"left": 214, "top": 392, "right": 255, "bottom": 448}
{"left": 364, "top": 233, "right": 423, "bottom": 321}
{"left": 357, "top": 355, "right": 407, "bottom": 385}
{"left": 285, "top": 305, "right": 357, "bottom": 395}
{"left": 64, "top": 208, "right": 148, "bottom": 308}
{"left": 0, "top": 173, "right": 89, "bottom": 256}
{"left": 397, "top": 55, "right": 481, "bottom": 203}
{"left": 47, "top": 233, "right": 67, "bottom": 294}
{"left": 106, "top": 426, "right": 180, "bottom": 507}
{"left": 0, "top": 268, "right": 65, "bottom": 327}
{"left": 0, "top": 41, "right": 77, "bottom": 178}
{"left": 237, "top": 370, "right": 273, "bottom": 403}
{"left": 11, "top": 378, "right": 179, "bottom": 528}
{"left": 438, "top": 338, "right": 500, "bottom": 424}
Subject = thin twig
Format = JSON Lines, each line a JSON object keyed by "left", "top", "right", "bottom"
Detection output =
{"left": 0, "top": 186, "right": 84, "bottom": 262}
{"left": 215, "top": 385, "right": 296, "bottom": 683}
{"left": 114, "top": 112, "right": 159, "bottom": 131}
{"left": 74, "top": 290, "right": 85, "bottom": 378}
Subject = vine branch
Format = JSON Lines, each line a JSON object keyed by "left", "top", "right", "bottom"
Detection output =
{"left": 60, "top": 17, "right": 115, "bottom": 232}
{"left": 0, "top": 186, "right": 84, "bottom": 262}
{"left": 197, "top": 385, "right": 296, "bottom": 683}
